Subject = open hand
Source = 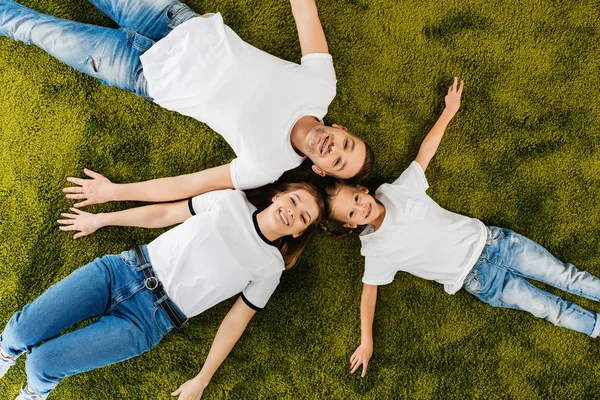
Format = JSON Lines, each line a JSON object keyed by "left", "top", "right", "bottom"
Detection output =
{"left": 350, "top": 341, "right": 373, "bottom": 378}
{"left": 57, "top": 208, "right": 102, "bottom": 239}
{"left": 63, "top": 168, "right": 115, "bottom": 208}
{"left": 444, "top": 76, "right": 464, "bottom": 115}
{"left": 171, "top": 379, "right": 207, "bottom": 400}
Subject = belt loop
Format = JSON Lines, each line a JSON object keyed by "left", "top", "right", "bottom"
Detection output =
{"left": 154, "top": 294, "right": 169, "bottom": 306}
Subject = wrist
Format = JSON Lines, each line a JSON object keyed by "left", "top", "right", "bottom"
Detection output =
{"left": 96, "top": 213, "right": 108, "bottom": 229}
{"left": 442, "top": 108, "right": 457, "bottom": 118}
{"left": 193, "top": 374, "right": 210, "bottom": 388}
{"left": 109, "top": 184, "right": 122, "bottom": 202}
{"left": 361, "top": 335, "right": 373, "bottom": 346}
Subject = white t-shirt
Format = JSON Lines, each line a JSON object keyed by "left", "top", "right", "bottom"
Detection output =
{"left": 140, "top": 13, "right": 337, "bottom": 190}
{"left": 360, "top": 162, "right": 487, "bottom": 294}
{"left": 147, "top": 190, "right": 285, "bottom": 317}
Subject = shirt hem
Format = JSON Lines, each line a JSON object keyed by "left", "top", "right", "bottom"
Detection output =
{"left": 241, "top": 293, "right": 264, "bottom": 312}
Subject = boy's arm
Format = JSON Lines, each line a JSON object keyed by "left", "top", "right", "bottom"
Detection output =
{"left": 415, "top": 77, "right": 464, "bottom": 173}
{"left": 170, "top": 297, "right": 256, "bottom": 398}
{"left": 63, "top": 163, "right": 234, "bottom": 208}
{"left": 289, "top": 0, "right": 329, "bottom": 56}
{"left": 350, "top": 283, "right": 378, "bottom": 378}
{"left": 57, "top": 200, "right": 191, "bottom": 239}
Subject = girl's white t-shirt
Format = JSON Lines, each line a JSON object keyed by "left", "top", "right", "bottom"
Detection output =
{"left": 360, "top": 162, "right": 487, "bottom": 294}
{"left": 140, "top": 13, "right": 337, "bottom": 190}
{"left": 147, "top": 190, "right": 285, "bottom": 317}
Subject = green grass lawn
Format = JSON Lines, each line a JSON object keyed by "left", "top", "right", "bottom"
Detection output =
{"left": 2, "top": 0, "right": 600, "bottom": 398}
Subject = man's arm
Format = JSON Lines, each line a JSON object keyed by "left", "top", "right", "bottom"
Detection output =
{"left": 415, "top": 77, "right": 464, "bottom": 173}
{"left": 290, "top": 0, "right": 329, "bottom": 56}
{"left": 170, "top": 297, "right": 256, "bottom": 399}
{"left": 350, "top": 283, "right": 378, "bottom": 378}
{"left": 63, "top": 163, "right": 234, "bottom": 208}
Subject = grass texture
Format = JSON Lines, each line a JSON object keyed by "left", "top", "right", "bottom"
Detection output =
{"left": 1, "top": 0, "right": 600, "bottom": 398}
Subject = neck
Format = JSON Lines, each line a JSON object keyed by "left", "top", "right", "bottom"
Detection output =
{"left": 369, "top": 203, "right": 387, "bottom": 231}
{"left": 256, "top": 209, "right": 283, "bottom": 243}
{"left": 290, "top": 116, "right": 321, "bottom": 154}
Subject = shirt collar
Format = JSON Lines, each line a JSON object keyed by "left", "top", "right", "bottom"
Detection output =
{"left": 252, "top": 211, "right": 276, "bottom": 247}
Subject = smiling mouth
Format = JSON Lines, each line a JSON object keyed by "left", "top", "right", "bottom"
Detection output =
{"left": 319, "top": 135, "right": 330, "bottom": 156}
{"left": 279, "top": 209, "right": 289, "bottom": 226}
{"left": 365, "top": 203, "right": 372, "bottom": 219}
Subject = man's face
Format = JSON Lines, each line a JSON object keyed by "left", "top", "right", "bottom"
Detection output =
{"left": 304, "top": 125, "right": 367, "bottom": 179}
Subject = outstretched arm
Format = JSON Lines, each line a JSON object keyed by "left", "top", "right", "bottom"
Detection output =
{"left": 290, "top": 0, "right": 329, "bottom": 56}
{"left": 63, "top": 163, "right": 234, "bottom": 208}
{"left": 350, "top": 283, "right": 378, "bottom": 378}
{"left": 415, "top": 77, "right": 464, "bottom": 172}
{"left": 57, "top": 200, "right": 191, "bottom": 239}
{"left": 170, "top": 297, "right": 256, "bottom": 399}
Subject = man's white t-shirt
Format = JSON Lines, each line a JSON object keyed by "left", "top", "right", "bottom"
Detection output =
{"left": 147, "top": 189, "right": 285, "bottom": 317}
{"left": 359, "top": 162, "right": 487, "bottom": 294}
{"left": 140, "top": 13, "right": 337, "bottom": 190}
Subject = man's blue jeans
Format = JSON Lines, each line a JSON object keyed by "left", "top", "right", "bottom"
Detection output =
{"left": 0, "top": 247, "right": 180, "bottom": 396}
{"left": 463, "top": 226, "right": 600, "bottom": 337}
{"left": 0, "top": 0, "right": 198, "bottom": 98}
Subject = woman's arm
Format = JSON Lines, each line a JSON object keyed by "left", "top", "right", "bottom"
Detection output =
{"left": 350, "top": 283, "right": 378, "bottom": 378}
{"left": 289, "top": 0, "right": 329, "bottom": 56}
{"left": 57, "top": 200, "right": 191, "bottom": 239}
{"left": 415, "top": 77, "right": 464, "bottom": 172}
{"left": 63, "top": 164, "right": 234, "bottom": 208}
{"left": 171, "top": 297, "right": 256, "bottom": 399}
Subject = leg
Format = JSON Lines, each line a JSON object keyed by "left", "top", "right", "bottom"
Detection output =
{"left": 495, "top": 227, "right": 600, "bottom": 302}
{"left": 0, "top": 0, "right": 153, "bottom": 97}
{"left": 87, "top": 0, "right": 198, "bottom": 41}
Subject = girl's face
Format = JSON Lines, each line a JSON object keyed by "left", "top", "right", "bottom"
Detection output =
{"left": 329, "top": 186, "right": 380, "bottom": 228}
{"left": 267, "top": 189, "right": 321, "bottom": 238}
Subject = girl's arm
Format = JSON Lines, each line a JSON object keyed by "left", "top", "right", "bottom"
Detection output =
{"left": 350, "top": 283, "right": 378, "bottom": 378}
{"left": 171, "top": 297, "right": 256, "bottom": 399}
{"left": 57, "top": 200, "right": 191, "bottom": 239}
{"left": 290, "top": 0, "right": 329, "bottom": 56}
{"left": 62, "top": 163, "right": 234, "bottom": 208}
{"left": 415, "top": 77, "right": 464, "bottom": 172}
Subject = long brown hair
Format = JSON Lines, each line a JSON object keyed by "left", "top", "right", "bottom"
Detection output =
{"left": 245, "top": 182, "right": 325, "bottom": 269}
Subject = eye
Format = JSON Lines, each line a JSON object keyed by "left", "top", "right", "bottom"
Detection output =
{"left": 291, "top": 198, "right": 296, "bottom": 206}
{"left": 301, "top": 215, "right": 306, "bottom": 224}
{"left": 349, "top": 211, "right": 354, "bottom": 218}
{"left": 354, "top": 194, "right": 359, "bottom": 203}
{"left": 334, "top": 158, "right": 341, "bottom": 167}
{"left": 344, "top": 139, "right": 348, "bottom": 149}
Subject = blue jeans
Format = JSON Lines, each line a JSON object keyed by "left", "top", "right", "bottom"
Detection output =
{"left": 0, "top": 246, "right": 181, "bottom": 396}
{"left": 0, "top": 0, "right": 197, "bottom": 98}
{"left": 463, "top": 226, "right": 600, "bottom": 337}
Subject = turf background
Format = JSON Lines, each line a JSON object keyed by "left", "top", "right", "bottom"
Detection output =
{"left": 1, "top": 0, "right": 600, "bottom": 398}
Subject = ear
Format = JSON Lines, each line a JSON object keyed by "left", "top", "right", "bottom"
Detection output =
{"left": 272, "top": 192, "right": 283, "bottom": 202}
{"left": 343, "top": 222, "right": 358, "bottom": 229}
{"left": 293, "top": 230, "right": 305, "bottom": 238}
{"left": 311, "top": 165, "right": 327, "bottom": 177}
{"left": 357, "top": 185, "right": 369, "bottom": 194}
{"left": 332, "top": 124, "right": 348, "bottom": 131}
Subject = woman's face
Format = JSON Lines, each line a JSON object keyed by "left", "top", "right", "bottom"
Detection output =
{"left": 329, "top": 186, "right": 380, "bottom": 228}
{"left": 267, "top": 189, "right": 321, "bottom": 238}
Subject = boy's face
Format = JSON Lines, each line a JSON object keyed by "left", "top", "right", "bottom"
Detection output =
{"left": 329, "top": 186, "right": 380, "bottom": 228}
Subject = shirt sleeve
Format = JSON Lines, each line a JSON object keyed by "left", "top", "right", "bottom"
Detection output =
{"left": 391, "top": 161, "right": 429, "bottom": 192}
{"left": 301, "top": 53, "right": 337, "bottom": 89}
{"left": 188, "top": 189, "right": 234, "bottom": 215}
{"left": 229, "top": 157, "right": 279, "bottom": 190}
{"left": 361, "top": 256, "right": 396, "bottom": 286}
{"left": 241, "top": 271, "right": 283, "bottom": 311}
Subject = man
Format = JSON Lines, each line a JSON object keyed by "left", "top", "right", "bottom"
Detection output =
{"left": 0, "top": 0, "right": 374, "bottom": 206}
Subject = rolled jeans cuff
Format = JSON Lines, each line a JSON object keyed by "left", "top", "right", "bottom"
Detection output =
{"left": 590, "top": 314, "right": 600, "bottom": 338}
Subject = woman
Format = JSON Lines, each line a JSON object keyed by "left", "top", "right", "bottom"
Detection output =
{"left": 324, "top": 78, "right": 600, "bottom": 377}
{"left": 0, "top": 182, "right": 324, "bottom": 399}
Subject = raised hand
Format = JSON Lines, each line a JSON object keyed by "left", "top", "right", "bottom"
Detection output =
{"left": 350, "top": 341, "right": 373, "bottom": 378}
{"left": 171, "top": 378, "right": 207, "bottom": 400}
{"left": 444, "top": 76, "right": 464, "bottom": 116}
{"left": 57, "top": 208, "right": 102, "bottom": 239}
{"left": 63, "top": 168, "right": 116, "bottom": 208}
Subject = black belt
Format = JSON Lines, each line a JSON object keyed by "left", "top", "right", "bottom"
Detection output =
{"left": 134, "top": 246, "right": 188, "bottom": 329}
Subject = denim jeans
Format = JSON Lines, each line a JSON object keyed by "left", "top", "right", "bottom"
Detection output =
{"left": 463, "top": 226, "right": 600, "bottom": 337}
{"left": 0, "top": 246, "right": 180, "bottom": 396}
{"left": 0, "top": 0, "right": 197, "bottom": 98}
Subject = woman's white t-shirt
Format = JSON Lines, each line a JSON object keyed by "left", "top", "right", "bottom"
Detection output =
{"left": 140, "top": 13, "right": 337, "bottom": 190}
{"left": 360, "top": 162, "right": 487, "bottom": 294}
{"left": 147, "top": 190, "right": 285, "bottom": 317}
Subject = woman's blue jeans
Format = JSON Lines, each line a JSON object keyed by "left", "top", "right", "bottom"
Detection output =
{"left": 0, "top": 0, "right": 198, "bottom": 98}
{"left": 0, "top": 247, "right": 178, "bottom": 396}
{"left": 463, "top": 226, "right": 600, "bottom": 337}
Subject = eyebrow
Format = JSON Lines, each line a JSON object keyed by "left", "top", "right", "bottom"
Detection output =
{"left": 337, "top": 139, "right": 355, "bottom": 172}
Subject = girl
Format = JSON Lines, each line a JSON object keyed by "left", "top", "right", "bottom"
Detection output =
{"left": 0, "top": 182, "right": 324, "bottom": 399}
{"left": 325, "top": 78, "right": 600, "bottom": 377}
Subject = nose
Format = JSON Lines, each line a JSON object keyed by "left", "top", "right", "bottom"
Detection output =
{"left": 287, "top": 208, "right": 294, "bottom": 220}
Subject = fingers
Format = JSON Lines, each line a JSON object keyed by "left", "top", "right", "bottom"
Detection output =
{"left": 458, "top": 79, "right": 464, "bottom": 94}
{"left": 171, "top": 387, "right": 182, "bottom": 396}
{"left": 361, "top": 360, "right": 369, "bottom": 378}
{"left": 453, "top": 76, "right": 458, "bottom": 90}
{"left": 65, "top": 177, "right": 86, "bottom": 186}
{"left": 59, "top": 225, "right": 77, "bottom": 231}
{"left": 350, "top": 358, "right": 362, "bottom": 374}
{"left": 74, "top": 200, "right": 93, "bottom": 208}
{"left": 73, "top": 232, "right": 85, "bottom": 239}
{"left": 66, "top": 193, "right": 88, "bottom": 200}
{"left": 57, "top": 219, "right": 75, "bottom": 225}
{"left": 83, "top": 168, "right": 102, "bottom": 179}
{"left": 63, "top": 186, "right": 84, "bottom": 194}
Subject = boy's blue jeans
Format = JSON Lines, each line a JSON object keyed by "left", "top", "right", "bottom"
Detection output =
{"left": 0, "top": 247, "right": 180, "bottom": 396}
{"left": 0, "top": 0, "right": 198, "bottom": 98}
{"left": 463, "top": 226, "right": 600, "bottom": 337}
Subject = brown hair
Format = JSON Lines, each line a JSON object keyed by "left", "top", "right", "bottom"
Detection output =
{"left": 350, "top": 140, "right": 375, "bottom": 181}
{"left": 245, "top": 182, "right": 325, "bottom": 269}
{"left": 320, "top": 180, "right": 360, "bottom": 238}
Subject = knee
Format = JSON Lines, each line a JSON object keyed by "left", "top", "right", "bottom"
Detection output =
{"left": 25, "top": 346, "right": 60, "bottom": 391}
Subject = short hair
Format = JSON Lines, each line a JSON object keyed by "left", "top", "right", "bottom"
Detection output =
{"left": 350, "top": 140, "right": 374, "bottom": 181}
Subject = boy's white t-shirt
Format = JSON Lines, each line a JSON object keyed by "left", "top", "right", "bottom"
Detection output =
{"left": 140, "top": 13, "right": 337, "bottom": 190}
{"left": 147, "top": 189, "right": 285, "bottom": 317}
{"left": 359, "top": 162, "right": 487, "bottom": 294}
